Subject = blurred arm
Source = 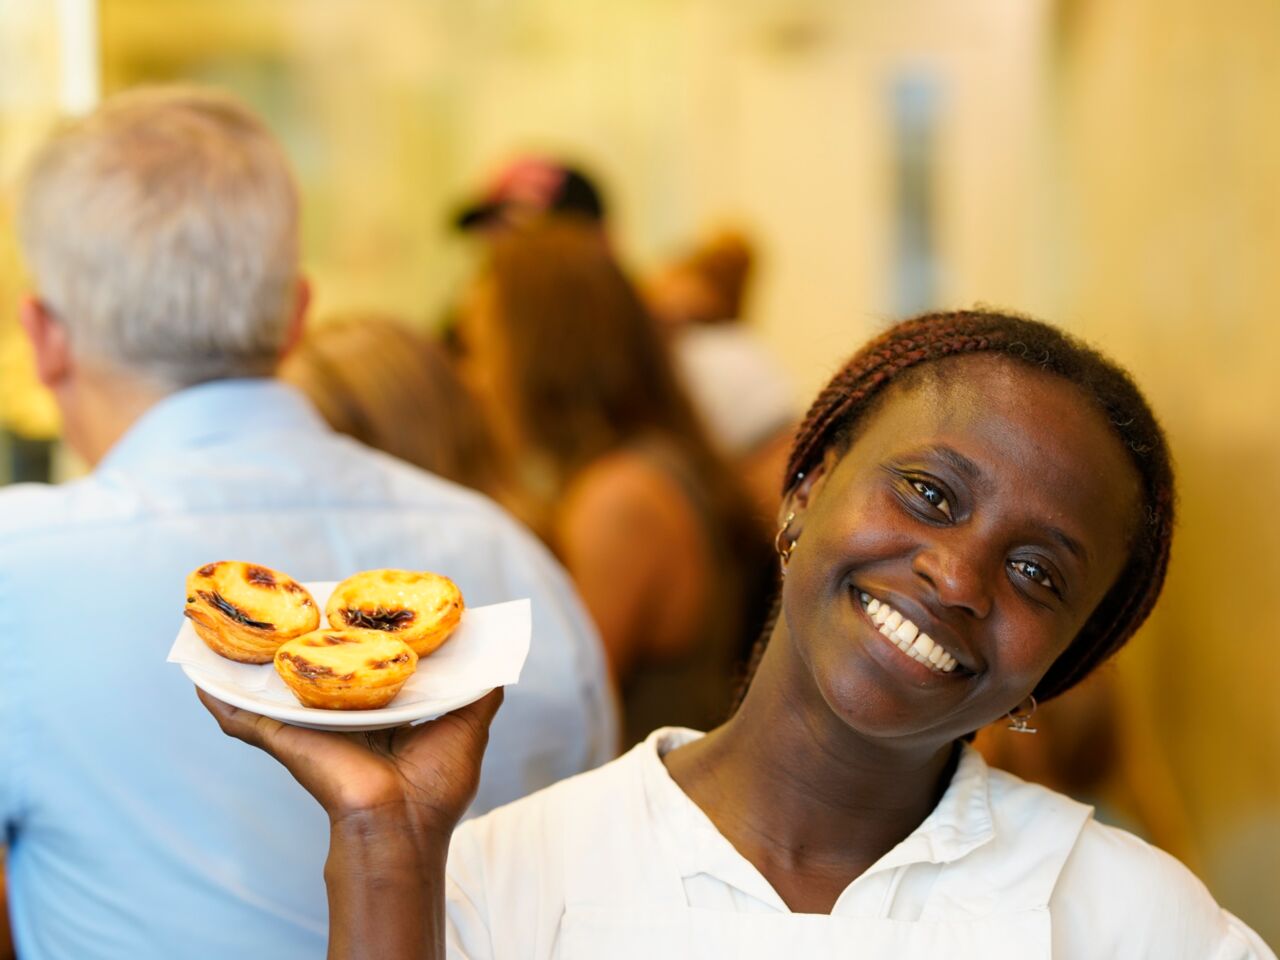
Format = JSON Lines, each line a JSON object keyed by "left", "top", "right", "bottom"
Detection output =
{"left": 555, "top": 453, "right": 707, "bottom": 685}
{"left": 1, "top": 852, "right": 13, "bottom": 960}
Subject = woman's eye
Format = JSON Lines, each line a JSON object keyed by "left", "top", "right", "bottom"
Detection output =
{"left": 1010, "top": 558, "right": 1056, "bottom": 592}
{"left": 910, "top": 479, "right": 952, "bottom": 518}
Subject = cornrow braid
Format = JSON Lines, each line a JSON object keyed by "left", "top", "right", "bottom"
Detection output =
{"left": 749, "top": 308, "right": 1176, "bottom": 706}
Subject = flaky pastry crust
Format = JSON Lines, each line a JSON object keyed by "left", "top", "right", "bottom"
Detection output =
{"left": 184, "top": 561, "right": 319, "bottom": 663}
{"left": 325, "top": 569, "right": 464, "bottom": 657}
{"left": 274, "top": 629, "right": 418, "bottom": 709}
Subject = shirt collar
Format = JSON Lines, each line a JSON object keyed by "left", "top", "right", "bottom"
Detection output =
{"left": 638, "top": 728, "right": 995, "bottom": 904}
{"left": 96, "top": 378, "right": 329, "bottom": 472}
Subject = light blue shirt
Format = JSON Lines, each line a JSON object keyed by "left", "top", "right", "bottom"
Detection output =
{"left": 0, "top": 379, "right": 617, "bottom": 960}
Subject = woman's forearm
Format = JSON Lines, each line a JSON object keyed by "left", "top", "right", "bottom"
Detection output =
{"left": 324, "top": 810, "right": 451, "bottom": 960}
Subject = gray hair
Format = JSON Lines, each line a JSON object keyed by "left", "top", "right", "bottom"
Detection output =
{"left": 17, "top": 86, "right": 300, "bottom": 386}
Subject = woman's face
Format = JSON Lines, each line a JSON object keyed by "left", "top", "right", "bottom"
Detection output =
{"left": 780, "top": 354, "right": 1142, "bottom": 748}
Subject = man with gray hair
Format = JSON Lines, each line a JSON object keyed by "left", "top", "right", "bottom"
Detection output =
{"left": 0, "top": 87, "right": 615, "bottom": 959}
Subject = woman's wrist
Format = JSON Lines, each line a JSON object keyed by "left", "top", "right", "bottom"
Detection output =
{"left": 328, "top": 803, "right": 455, "bottom": 872}
{"left": 324, "top": 808, "right": 452, "bottom": 960}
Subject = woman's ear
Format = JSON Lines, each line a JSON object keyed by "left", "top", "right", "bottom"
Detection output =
{"left": 778, "top": 445, "right": 842, "bottom": 526}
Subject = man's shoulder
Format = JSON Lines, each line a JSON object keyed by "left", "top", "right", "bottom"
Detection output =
{"left": 0, "top": 436, "right": 529, "bottom": 545}
{"left": 0, "top": 477, "right": 117, "bottom": 544}
{"left": 337, "top": 444, "right": 551, "bottom": 549}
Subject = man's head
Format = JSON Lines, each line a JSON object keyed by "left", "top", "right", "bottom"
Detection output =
{"left": 17, "top": 86, "right": 304, "bottom": 391}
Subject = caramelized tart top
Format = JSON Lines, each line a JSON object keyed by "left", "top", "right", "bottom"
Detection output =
{"left": 185, "top": 561, "right": 318, "bottom": 636}
{"left": 275, "top": 629, "right": 418, "bottom": 681}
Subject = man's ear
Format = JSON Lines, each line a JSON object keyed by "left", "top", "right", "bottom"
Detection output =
{"left": 279, "top": 277, "right": 311, "bottom": 359}
{"left": 18, "top": 294, "right": 72, "bottom": 388}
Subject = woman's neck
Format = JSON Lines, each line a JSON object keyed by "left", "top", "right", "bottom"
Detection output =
{"left": 663, "top": 637, "right": 959, "bottom": 914}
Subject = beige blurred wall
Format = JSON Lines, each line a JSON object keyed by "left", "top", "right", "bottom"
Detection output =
{"left": 1, "top": 0, "right": 1277, "bottom": 937}
{"left": 1052, "top": 0, "right": 1280, "bottom": 938}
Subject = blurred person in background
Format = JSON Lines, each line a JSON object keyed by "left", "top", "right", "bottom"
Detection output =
{"left": 456, "top": 216, "right": 775, "bottom": 745}
{"left": 0, "top": 87, "right": 614, "bottom": 960}
{"left": 646, "top": 229, "right": 798, "bottom": 525}
{"left": 453, "top": 154, "right": 606, "bottom": 235}
{"left": 280, "top": 312, "right": 512, "bottom": 502}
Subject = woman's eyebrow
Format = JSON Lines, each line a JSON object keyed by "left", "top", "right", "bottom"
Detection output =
{"left": 1041, "top": 524, "right": 1090, "bottom": 565}
{"left": 923, "top": 444, "right": 984, "bottom": 485}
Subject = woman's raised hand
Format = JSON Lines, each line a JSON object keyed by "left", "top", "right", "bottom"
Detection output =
{"left": 199, "top": 688, "right": 503, "bottom": 959}
{"left": 198, "top": 687, "right": 503, "bottom": 833}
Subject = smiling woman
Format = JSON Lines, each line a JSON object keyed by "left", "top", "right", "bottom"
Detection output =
{"left": 201, "top": 310, "right": 1274, "bottom": 959}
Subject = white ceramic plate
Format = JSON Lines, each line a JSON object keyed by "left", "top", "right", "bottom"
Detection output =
{"left": 182, "top": 663, "right": 496, "bottom": 732}
{"left": 169, "top": 584, "right": 531, "bottom": 732}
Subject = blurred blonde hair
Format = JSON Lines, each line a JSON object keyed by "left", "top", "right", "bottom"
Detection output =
{"left": 17, "top": 86, "right": 299, "bottom": 386}
{"left": 281, "top": 314, "right": 506, "bottom": 496}
{"left": 681, "top": 229, "right": 754, "bottom": 322}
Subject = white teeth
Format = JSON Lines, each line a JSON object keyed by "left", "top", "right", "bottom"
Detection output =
{"left": 860, "top": 595, "right": 962, "bottom": 676}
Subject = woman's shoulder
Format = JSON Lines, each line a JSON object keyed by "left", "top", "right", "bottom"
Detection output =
{"left": 1054, "top": 817, "right": 1272, "bottom": 957}
{"left": 982, "top": 765, "right": 1273, "bottom": 958}
{"left": 450, "top": 728, "right": 681, "bottom": 871}
{"left": 981, "top": 761, "right": 1205, "bottom": 897}
{"left": 459, "top": 736, "right": 646, "bottom": 840}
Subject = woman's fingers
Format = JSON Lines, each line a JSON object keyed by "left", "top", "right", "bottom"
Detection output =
{"left": 196, "top": 685, "right": 506, "bottom": 823}
{"left": 197, "top": 687, "right": 396, "bottom": 811}
{"left": 197, "top": 686, "right": 287, "bottom": 751}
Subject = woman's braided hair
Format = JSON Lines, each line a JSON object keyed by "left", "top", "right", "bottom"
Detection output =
{"left": 755, "top": 308, "right": 1176, "bottom": 705}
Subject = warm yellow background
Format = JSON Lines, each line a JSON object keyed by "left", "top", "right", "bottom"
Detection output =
{"left": 2, "top": 0, "right": 1277, "bottom": 940}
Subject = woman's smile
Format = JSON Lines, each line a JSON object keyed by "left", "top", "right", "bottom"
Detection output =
{"left": 854, "top": 588, "right": 963, "bottom": 675}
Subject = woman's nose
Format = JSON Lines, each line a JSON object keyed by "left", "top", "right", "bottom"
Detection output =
{"left": 911, "top": 537, "right": 994, "bottom": 619}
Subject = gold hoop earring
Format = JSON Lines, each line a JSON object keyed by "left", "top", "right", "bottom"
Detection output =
{"left": 1007, "top": 695, "right": 1038, "bottom": 734}
{"left": 774, "top": 511, "right": 797, "bottom": 576}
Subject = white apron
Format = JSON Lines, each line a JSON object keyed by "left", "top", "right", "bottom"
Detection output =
{"left": 556, "top": 791, "right": 1091, "bottom": 959}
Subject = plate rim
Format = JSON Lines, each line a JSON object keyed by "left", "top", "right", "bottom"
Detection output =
{"left": 183, "top": 662, "right": 495, "bottom": 731}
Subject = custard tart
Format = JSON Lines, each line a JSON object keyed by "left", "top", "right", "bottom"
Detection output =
{"left": 325, "top": 569, "right": 464, "bottom": 657}
{"left": 184, "top": 561, "right": 319, "bottom": 663}
{"left": 274, "top": 629, "right": 418, "bottom": 709}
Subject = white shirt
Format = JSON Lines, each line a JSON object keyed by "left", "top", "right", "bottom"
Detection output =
{"left": 672, "top": 325, "right": 797, "bottom": 455}
{"left": 0, "top": 380, "right": 616, "bottom": 960}
{"left": 447, "top": 728, "right": 1274, "bottom": 959}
